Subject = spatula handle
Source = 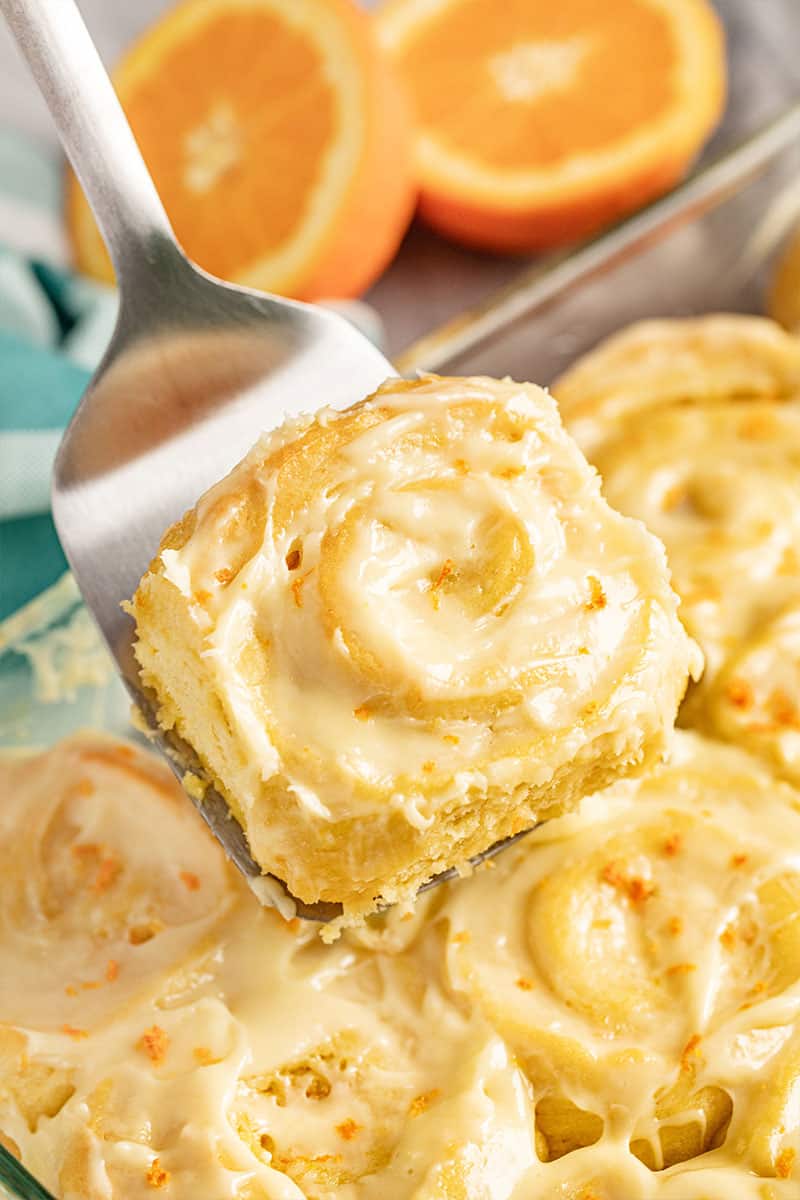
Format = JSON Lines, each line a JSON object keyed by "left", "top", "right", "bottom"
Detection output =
{"left": 1, "top": 0, "right": 181, "bottom": 292}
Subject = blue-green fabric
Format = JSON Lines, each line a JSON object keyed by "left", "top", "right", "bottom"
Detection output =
{"left": 0, "top": 131, "right": 117, "bottom": 620}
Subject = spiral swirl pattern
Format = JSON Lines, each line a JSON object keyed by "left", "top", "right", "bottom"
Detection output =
{"left": 132, "top": 374, "right": 696, "bottom": 922}
{"left": 6, "top": 732, "right": 800, "bottom": 1198}
{"left": 554, "top": 315, "right": 800, "bottom": 767}
{"left": 443, "top": 731, "right": 800, "bottom": 1183}
{"left": 0, "top": 735, "right": 232, "bottom": 1034}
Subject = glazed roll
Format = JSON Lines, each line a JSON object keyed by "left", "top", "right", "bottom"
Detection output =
{"left": 0, "top": 734, "right": 540, "bottom": 1199}
{"left": 131, "top": 374, "right": 698, "bottom": 926}
{"left": 443, "top": 731, "right": 800, "bottom": 1183}
{"left": 554, "top": 315, "right": 800, "bottom": 769}
{"left": 703, "top": 599, "right": 800, "bottom": 788}
{"left": 4, "top": 733, "right": 800, "bottom": 1197}
{"left": 0, "top": 734, "right": 232, "bottom": 1035}
{"left": 0, "top": 735, "right": 233, "bottom": 1180}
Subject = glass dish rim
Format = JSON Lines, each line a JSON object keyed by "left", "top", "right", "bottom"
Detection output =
{"left": 394, "top": 101, "right": 800, "bottom": 376}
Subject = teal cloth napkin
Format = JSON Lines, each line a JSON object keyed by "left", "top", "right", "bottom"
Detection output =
{"left": 0, "top": 130, "right": 118, "bottom": 621}
{"left": 0, "top": 128, "right": 385, "bottom": 624}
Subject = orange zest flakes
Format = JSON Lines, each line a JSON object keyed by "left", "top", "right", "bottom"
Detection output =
{"left": 627, "top": 877, "right": 655, "bottom": 904}
{"left": 663, "top": 833, "right": 683, "bottom": 857}
{"left": 335, "top": 1118, "right": 362, "bottom": 1141}
{"left": 666, "top": 962, "right": 697, "bottom": 978}
{"left": 725, "top": 677, "right": 754, "bottom": 711}
{"left": 719, "top": 925, "right": 736, "bottom": 951}
{"left": 353, "top": 704, "right": 371, "bottom": 721}
{"left": 106, "top": 959, "right": 120, "bottom": 983}
{"left": 179, "top": 870, "right": 201, "bottom": 891}
{"left": 730, "top": 853, "right": 749, "bottom": 869}
{"left": 290, "top": 569, "right": 313, "bottom": 608}
{"left": 409, "top": 1089, "right": 441, "bottom": 1117}
{"left": 215, "top": 567, "right": 235, "bottom": 584}
{"left": 146, "top": 1158, "right": 170, "bottom": 1189}
{"left": 138, "top": 1025, "right": 170, "bottom": 1067}
{"left": 193, "top": 1046, "right": 216, "bottom": 1066}
{"left": 666, "top": 916, "right": 683, "bottom": 937}
{"left": 422, "top": 760, "right": 435, "bottom": 774}
{"left": 62, "top": 1024, "right": 88, "bottom": 1040}
{"left": 452, "top": 458, "right": 469, "bottom": 475}
{"left": 681, "top": 1034, "right": 703, "bottom": 1072}
{"left": 451, "top": 930, "right": 471, "bottom": 944}
{"left": 600, "top": 862, "right": 655, "bottom": 905}
{"left": 600, "top": 862, "right": 625, "bottom": 889}
{"left": 443, "top": 734, "right": 460, "bottom": 745}
{"left": 91, "top": 853, "right": 122, "bottom": 894}
{"left": 74, "top": 777, "right": 95, "bottom": 797}
{"left": 430, "top": 558, "right": 455, "bottom": 610}
{"left": 585, "top": 575, "right": 607, "bottom": 611}
{"left": 515, "top": 977, "right": 534, "bottom": 991}
{"left": 64, "top": 985, "right": 78, "bottom": 998}
{"left": 72, "top": 841, "right": 101, "bottom": 861}
{"left": 129, "top": 919, "right": 164, "bottom": 945}
{"left": 776, "top": 1147, "right": 796, "bottom": 1179}
{"left": 746, "top": 689, "right": 800, "bottom": 735}
{"left": 769, "top": 688, "right": 800, "bottom": 730}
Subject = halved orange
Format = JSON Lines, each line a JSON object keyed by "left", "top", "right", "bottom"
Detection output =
{"left": 376, "top": 0, "right": 726, "bottom": 253}
{"left": 67, "top": 0, "right": 416, "bottom": 299}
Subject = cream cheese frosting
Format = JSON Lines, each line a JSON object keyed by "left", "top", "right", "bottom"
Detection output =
{"left": 2, "top": 731, "right": 800, "bottom": 1199}
{"left": 554, "top": 315, "right": 800, "bottom": 783}
{"left": 130, "top": 374, "right": 699, "bottom": 919}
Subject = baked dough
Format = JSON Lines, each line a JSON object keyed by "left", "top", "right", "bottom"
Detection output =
{"left": 130, "top": 374, "right": 698, "bottom": 926}
{"left": 3, "top": 731, "right": 800, "bottom": 1198}
{"left": 443, "top": 729, "right": 800, "bottom": 1187}
{"left": 554, "top": 313, "right": 800, "bottom": 455}
{"left": 702, "top": 599, "right": 800, "bottom": 787}
{"left": 0, "top": 734, "right": 538, "bottom": 1199}
{"left": 554, "top": 315, "right": 800, "bottom": 772}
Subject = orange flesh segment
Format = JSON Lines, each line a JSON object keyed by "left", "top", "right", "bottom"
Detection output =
{"left": 124, "top": 11, "right": 336, "bottom": 279}
{"left": 396, "top": 0, "right": 678, "bottom": 171}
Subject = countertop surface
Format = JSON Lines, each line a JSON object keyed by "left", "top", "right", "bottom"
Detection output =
{"left": 0, "top": 0, "right": 798, "bottom": 359}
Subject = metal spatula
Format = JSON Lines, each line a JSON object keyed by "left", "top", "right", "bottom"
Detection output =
{"left": 2, "top": 0, "right": 531, "bottom": 919}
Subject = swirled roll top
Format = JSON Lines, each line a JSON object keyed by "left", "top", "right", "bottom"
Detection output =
{"left": 554, "top": 315, "right": 800, "bottom": 784}
{"left": 5, "top": 732, "right": 800, "bottom": 1197}
{"left": 444, "top": 732, "right": 800, "bottom": 1184}
{"left": 131, "top": 374, "right": 699, "bottom": 923}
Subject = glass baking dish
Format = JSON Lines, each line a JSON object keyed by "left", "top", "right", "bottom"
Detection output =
{"left": 2, "top": 4, "right": 800, "bottom": 1195}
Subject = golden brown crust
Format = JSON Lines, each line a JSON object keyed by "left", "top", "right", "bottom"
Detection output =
{"left": 131, "top": 374, "right": 696, "bottom": 925}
